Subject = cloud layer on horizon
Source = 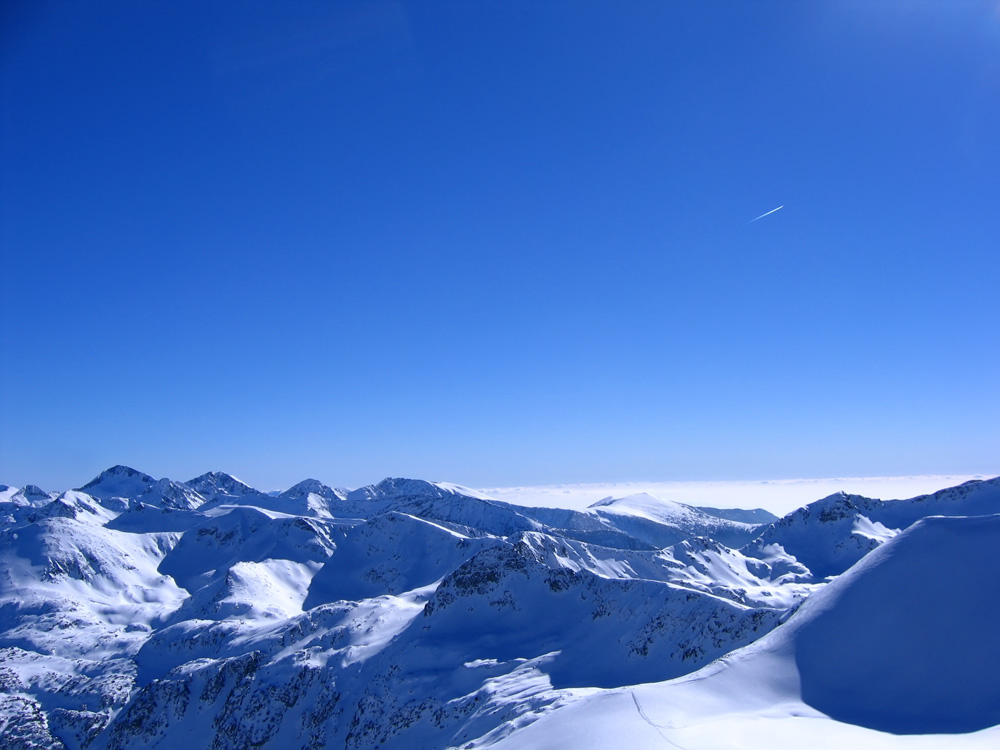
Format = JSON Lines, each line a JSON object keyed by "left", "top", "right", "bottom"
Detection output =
{"left": 478, "top": 475, "right": 993, "bottom": 516}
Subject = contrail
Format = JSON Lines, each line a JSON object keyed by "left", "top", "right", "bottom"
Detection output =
{"left": 748, "top": 205, "right": 784, "bottom": 223}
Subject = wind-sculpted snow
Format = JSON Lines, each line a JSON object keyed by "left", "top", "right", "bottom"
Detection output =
{"left": 792, "top": 513, "right": 1000, "bottom": 734}
{"left": 2, "top": 466, "right": 999, "bottom": 749}
{"left": 485, "top": 512, "right": 1000, "bottom": 748}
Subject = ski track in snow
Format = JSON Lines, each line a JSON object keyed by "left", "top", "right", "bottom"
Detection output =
{"left": 631, "top": 691, "right": 689, "bottom": 749}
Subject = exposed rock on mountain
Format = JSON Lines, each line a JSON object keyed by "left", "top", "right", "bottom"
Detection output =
{"left": 485, "top": 513, "right": 1000, "bottom": 748}
{"left": 184, "top": 471, "right": 258, "bottom": 504}
{"left": 1, "top": 466, "right": 997, "bottom": 749}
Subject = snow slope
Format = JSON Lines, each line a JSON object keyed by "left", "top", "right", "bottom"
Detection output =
{"left": 589, "top": 492, "right": 762, "bottom": 547}
{"left": 695, "top": 505, "right": 778, "bottom": 524}
{"left": 184, "top": 471, "right": 257, "bottom": 503}
{"left": 279, "top": 479, "right": 349, "bottom": 517}
{"left": 1, "top": 484, "right": 56, "bottom": 507}
{"left": 77, "top": 466, "right": 155, "bottom": 503}
{"left": 0, "top": 488, "right": 187, "bottom": 750}
{"left": 2, "top": 465, "right": 998, "bottom": 750}
{"left": 745, "top": 477, "right": 1000, "bottom": 580}
{"left": 157, "top": 506, "right": 339, "bottom": 592}
{"left": 486, "top": 513, "right": 1000, "bottom": 748}
{"left": 304, "top": 511, "right": 497, "bottom": 606}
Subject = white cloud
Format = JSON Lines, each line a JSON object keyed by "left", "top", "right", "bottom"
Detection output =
{"left": 478, "top": 474, "right": 993, "bottom": 517}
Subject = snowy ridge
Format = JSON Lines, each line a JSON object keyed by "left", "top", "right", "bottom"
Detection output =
{"left": 694, "top": 505, "right": 778, "bottom": 524}
{"left": 281, "top": 479, "right": 347, "bottom": 502}
{"left": 133, "top": 479, "right": 207, "bottom": 511}
{"left": 488, "top": 513, "right": 1000, "bottom": 748}
{"left": 1, "top": 465, "right": 997, "bottom": 749}
{"left": 303, "top": 511, "right": 496, "bottom": 606}
{"left": 157, "top": 507, "right": 339, "bottom": 592}
{"left": 279, "top": 479, "right": 349, "bottom": 518}
{"left": 588, "top": 492, "right": 761, "bottom": 548}
{"left": 184, "top": 471, "right": 256, "bottom": 503}
{"left": 78, "top": 466, "right": 155, "bottom": 503}
{"left": 1, "top": 484, "right": 57, "bottom": 508}
{"left": 744, "top": 476, "right": 1000, "bottom": 580}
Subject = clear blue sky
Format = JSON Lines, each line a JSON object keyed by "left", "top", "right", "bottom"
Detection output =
{"left": 2, "top": 1, "right": 998, "bottom": 492}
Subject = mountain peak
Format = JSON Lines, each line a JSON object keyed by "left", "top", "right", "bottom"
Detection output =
{"left": 348, "top": 477, "right": 493, "bottom": 504}
{"left": 588, "top": 492, "right": 696, "bottom": 518}
{"left": 185, "top": 471, "right": 256, "bottom": 501}
{"left": 30, "top": 490, "right": 115, "bottom": 523}
{"left": 135, "top": 478, "right": 207, "bottom": 511}
{"left": 1, "top": 484, "right": 56, "bottom": 508}
{"left": 280, "top": 478, "right": 346, "bottom": 502}
{"left": 78, "top": 465, "right": 156, "bottom": 499}
{"left": 21, "top": 484, "right": 53, "bottom": 502}
{"left": 81, "top": 464, "right": 153, "bottom": 484}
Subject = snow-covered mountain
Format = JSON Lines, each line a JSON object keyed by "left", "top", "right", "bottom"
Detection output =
{"left": 184, "top": 471, "right": 257, "bottom": 503}
{"left": 134, "top": 478, "right": 207, "bottom": 511}
{"left": 185, "top": 473, "right": 351, "bottom": 518}
{"left": 1, "top": 465, "right": 997, "bottom": 749}
{"left": 1, "top": 483, "right": 56, "bottom": 508}
{"left": 78, "top": 465, "right": 156, "bottom": 504}
{"left": 587, "top": 492, "right": 761, "bottom": 547}
{"left": 694, "top": 505, "right": 778, "bottom": 524}
{"left": 279, "top": 479, "right": 349, "bottom": 518}
{"left": 76, "top": 467, "right": 207, "bottom": 513}
{"left": 743, "top": 476, "right": 1000, "bottom": 580}
{"left": 485, "top": 513, "right": 1000, "bottom": 748}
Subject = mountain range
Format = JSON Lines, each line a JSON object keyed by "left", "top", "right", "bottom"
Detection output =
{"left": 1, "top": 466, "right": 998, "bottom": 749}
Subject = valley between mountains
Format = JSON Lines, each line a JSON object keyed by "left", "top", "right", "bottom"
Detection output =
{"left": 1, "top": 467, "right": 998, "bottom": 749}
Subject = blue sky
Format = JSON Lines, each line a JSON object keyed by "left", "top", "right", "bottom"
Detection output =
{"left": 2, "top": 1, "right": 998, "bottom": 492}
